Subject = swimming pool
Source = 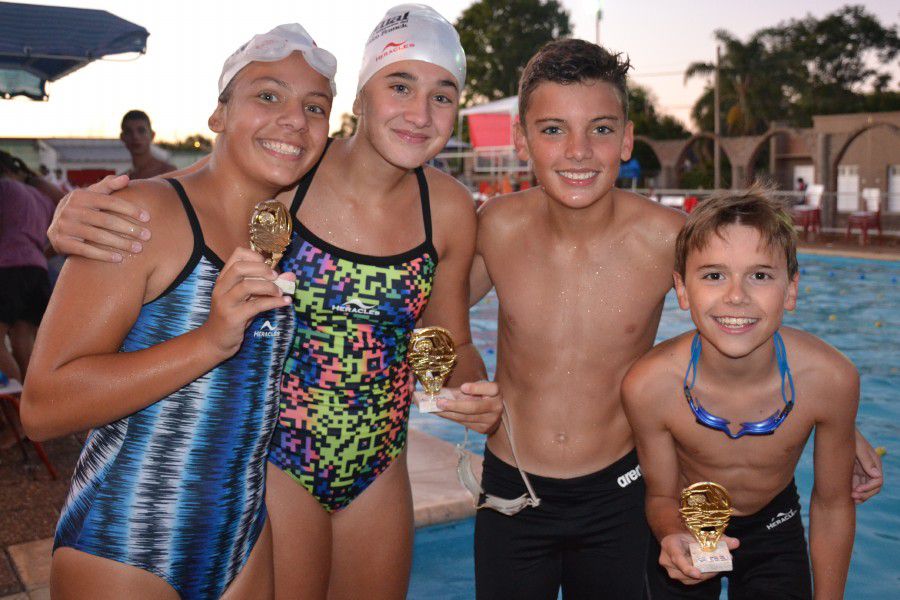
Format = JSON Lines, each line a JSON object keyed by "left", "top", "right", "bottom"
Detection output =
{"left": 408, "top": 253, "right": 899, "bottom": 599}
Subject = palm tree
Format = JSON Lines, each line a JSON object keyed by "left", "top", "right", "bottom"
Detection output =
{"left": 685, "top": 29, "right": 797, "bottom": 135}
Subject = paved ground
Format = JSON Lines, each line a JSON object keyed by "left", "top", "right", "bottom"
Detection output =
{"left": 0, "top": 428, "right": 479, "bottom": 597}
{"left": 797, "top": 230, "right": 900, "bottom": 259}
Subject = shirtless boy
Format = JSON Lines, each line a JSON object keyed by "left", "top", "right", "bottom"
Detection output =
{"left": 119, "top": 110, "right": 176, "bottom": 180}
{"left": 468, "top": 39, "right": 685, "bottom": 599}
{"left": 469, "top": 40, "right": 879, "bottom": 600}
{"left": 623, "top": 189, "right": 857, "bottom": 599}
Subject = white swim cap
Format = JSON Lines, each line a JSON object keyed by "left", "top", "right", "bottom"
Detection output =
{"left": 219, "top": 24, "right": 337, "bottom": 97}
{"left": 357, "top": 4, "right": 466, "bottom": 93}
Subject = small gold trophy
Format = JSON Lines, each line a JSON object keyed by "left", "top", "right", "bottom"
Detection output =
{"left": 407, "top": 326, "right": 457, "bottom": 413}
{"left": 249, "top": 200, "right": 294, "bottom": 295}
{"left": 680, "top": 482, "right": 734, "bottom": 573}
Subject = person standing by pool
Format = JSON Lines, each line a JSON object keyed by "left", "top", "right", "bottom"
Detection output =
{"left": 44, "top": 5, "right": 502, "bottom": 598}
{"left": 469, "top": 39, "right": 881, "bottom": 599}
{"left": 21, "top": 24, "right": 335, "bottom": 599}
{"left": 624, "top": 188, "right": 856, "bottom": 599}
{"left": 119, "top": 110, "right": 177, "bottom": 180}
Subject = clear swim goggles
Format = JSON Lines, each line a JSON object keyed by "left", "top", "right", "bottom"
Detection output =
{"left": 456, "top": 403, "right": 541, "bottom": 516}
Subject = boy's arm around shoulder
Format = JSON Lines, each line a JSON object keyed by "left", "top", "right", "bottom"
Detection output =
{"left": 807, "top": 340, "right": 859, "bottom": 598}
{"left": 21, "top": 181, "right": 286, "bottom": 441}
{"left": 468, "top": 192, "right": 519, "bottom": 306}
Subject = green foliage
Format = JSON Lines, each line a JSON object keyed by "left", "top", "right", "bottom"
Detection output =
{"left": 331, "top": 113, "right": 358, "bottom": 138}
{"left": 629, "top": 85, "right": 690, "bottom": 179}
{"left": 687, "top": 4, "right": 900, "bottom": 134}
{"left": 629, "top": 85, "right": 689, "bottom": 140}
{"left": 456, "top": 0, "right": 572, "bottom": 106}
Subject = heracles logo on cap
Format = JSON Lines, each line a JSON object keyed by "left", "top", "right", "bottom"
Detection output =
{"left": 377, "top": 40, "right": 416, "bottom": 62}
{"left": 368, "top": 11, "right": 410, "bottom": 43}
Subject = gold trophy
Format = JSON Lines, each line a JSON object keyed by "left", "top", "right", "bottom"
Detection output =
{"left": 249, "top": 200, "right": 294, "bottom": 295}
{"left": 407, "top": 326, "right": 457, "bottom": 413}
{"left": 680, "top": 482, "right": 734, "bottom": 573}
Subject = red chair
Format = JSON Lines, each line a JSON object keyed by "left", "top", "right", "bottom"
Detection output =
{"left": 0, "top": 379, "right": 58, "bottom": 480}
{"left": 683, "top": 196, "right": 699, "bottom": 213}
{"left": 846, "top": 188, "right": 882, "bottom": 246}
{"left": 793, "top": 184, "right": 823, "bottom": 241}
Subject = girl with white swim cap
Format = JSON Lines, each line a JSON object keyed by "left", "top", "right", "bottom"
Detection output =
{"left": 45, "top": 4, "right": 501, "bottom": 598}
{"left": 25, "top": 24, "right": 335, "bottom": 599}
{"left": 262, "top": 5, "right": 499, "bottom": 598}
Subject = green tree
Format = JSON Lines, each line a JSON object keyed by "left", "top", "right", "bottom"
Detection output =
{"left": 685, "top": 29, "right": 792, "bottom": 135}
{"left": 456, "top": 0, "right": 572, "bottom": 105}
{"left": 629, "top": 85, "right": 689, "bottom": 140}
{"left": 686, "top": 5, "right": 899, "bottom": 133}
{"left": 628, "top": 85, "right": 689, "bottom": 184}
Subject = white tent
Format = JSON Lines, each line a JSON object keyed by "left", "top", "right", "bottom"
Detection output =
{"left": 458, "top": 95, "right": 518, "bottom": 117}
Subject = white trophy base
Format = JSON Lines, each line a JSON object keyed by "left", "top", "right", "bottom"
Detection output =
{"left": 274, "top": 276, "right": 295, "bottom": 296}
{"left": 414, "top": 388, "right": 454, "bottom": 414}
{"left": 689, "top": 540, "right": 732, "bottom": 573}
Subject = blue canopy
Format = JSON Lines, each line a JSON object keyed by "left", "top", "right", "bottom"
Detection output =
{"left": 0, "top": 2, "right": 148, "bottom": 100}
{"left": 617, "top": 158, "right": 641, "bottom": 180}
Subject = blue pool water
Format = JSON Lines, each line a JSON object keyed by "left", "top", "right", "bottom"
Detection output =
{"left": 408, "top": 253, "right": 900, "bottom": 599}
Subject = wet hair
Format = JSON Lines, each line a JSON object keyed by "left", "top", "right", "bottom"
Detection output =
{"left": 518, "top": 39, "right": 631, "bottom": 123}
{"left": 675, "top": 184, "right": 799, "bottom": 279}
{"left": 121, "top": 109, "right": 152, "bottom": 131}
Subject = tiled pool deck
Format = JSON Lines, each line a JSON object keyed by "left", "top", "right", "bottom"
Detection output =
{"left": 0, "top": 429, "right": 480, "bottom": 598}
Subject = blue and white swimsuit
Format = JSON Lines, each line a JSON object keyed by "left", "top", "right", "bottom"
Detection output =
{"left": 54, "top": 179, "right": 292, "bottom": 599}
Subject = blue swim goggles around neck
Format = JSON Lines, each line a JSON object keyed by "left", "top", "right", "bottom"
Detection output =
{"left": 683, "top": 331, "right": 795, "bottom": 439}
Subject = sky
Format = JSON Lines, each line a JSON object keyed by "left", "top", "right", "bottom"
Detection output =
{"left": 3, "top": 0, "right": 898, "bottom": 141}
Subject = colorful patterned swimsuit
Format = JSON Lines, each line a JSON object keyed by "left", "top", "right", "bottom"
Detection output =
{"left": 267, "top": 147, "right": 437, "bottom": 512}
{"left": 54, "top": 179, "right": 292, "bottom": 599}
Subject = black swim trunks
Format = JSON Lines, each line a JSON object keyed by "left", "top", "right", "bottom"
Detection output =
{"left": 0, "top": 266, "right": 50, "bottom": 327}
{"left": 646, "top": 479, "right": 811, "bottom": 600}
{"left": 475, "top": 447, "right": 650, "bottom": 600}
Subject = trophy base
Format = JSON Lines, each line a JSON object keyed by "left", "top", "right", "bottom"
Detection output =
{"left": 414, "top": 389, "right": 454, "bottom": 414}
{"left": 274, "top": 276, "right": 295, "bottom": 296}
{"left": 689, "top": 541, "right": 732, "bottom": 573}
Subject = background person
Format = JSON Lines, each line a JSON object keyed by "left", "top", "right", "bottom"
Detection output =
{"left": 120, "top": 110, "right": 176, "bottom": 179}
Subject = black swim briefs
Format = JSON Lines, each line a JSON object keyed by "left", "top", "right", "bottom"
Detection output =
{"left": 475, "top": 446, "right": 650, "bottom": 600}
{"left": 645, "top": 479, "right": 811, "bottom": 600}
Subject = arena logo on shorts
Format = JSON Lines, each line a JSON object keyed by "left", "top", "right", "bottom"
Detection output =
{"left": 765, "top": 508, "right": 797, "bottom": 531}
{"left": 617, "top": 465, "right": 642, "bottom": 488}
{"left": 254, "top": 320, "right": 281, "bottom": 338}
{"left": 368, "top": 11, "right": 410, "bottom": 44}
{"left": 333, "top": 298, "right": 381, "bottom": 316}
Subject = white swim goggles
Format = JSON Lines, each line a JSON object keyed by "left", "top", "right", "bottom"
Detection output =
{"left": 456, "top": 403, "right": 541, "bottom": 516}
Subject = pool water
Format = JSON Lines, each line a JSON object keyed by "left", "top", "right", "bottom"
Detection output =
{"left": 408, "top": 254, "right": 900, "bottom": 599}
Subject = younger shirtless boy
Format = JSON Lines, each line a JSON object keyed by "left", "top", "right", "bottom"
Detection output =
{"left": 469, "top": 40, "right": 878, "bottom": 600}
{"left": 623, "top": 189, "right": 857, "bottom": 599}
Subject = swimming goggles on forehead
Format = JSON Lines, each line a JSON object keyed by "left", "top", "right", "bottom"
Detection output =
{"left": 683, "top": 331, "right": 795, "bottom": 440}
{"left": 457, "top": 403, "right": 541, "bottom": 516}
